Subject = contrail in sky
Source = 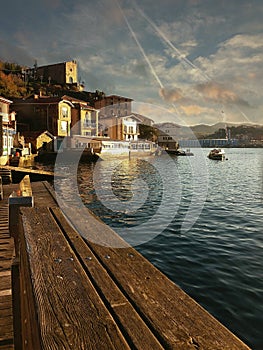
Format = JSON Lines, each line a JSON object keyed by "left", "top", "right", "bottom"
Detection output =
{"left": 132, "top": 0, "right": 211, "bottom": 82}
{"left": 115, "top": 0, "right": 182, "bottom": 115}
{"left": 132, "top": 1, "right": 251, "bottom": 122}
{"left": 115, "top": 0, "right": 250, "bottom": 122}
{"left": 114, "top": 0, "right": 164, "bottom": 89}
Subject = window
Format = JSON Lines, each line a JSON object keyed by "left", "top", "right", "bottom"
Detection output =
{"left": 84, "top": 112, "right": 91, "bottom": 126}
{"left": 61, "top": 107, "right": 68, "bottom": 118}
{"left": 60, "top": 120, "right": 67, "bottom": 132}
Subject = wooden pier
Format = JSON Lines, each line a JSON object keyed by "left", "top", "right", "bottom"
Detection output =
{"left": 1, "top": 179, "right": 251, "bottom": 349}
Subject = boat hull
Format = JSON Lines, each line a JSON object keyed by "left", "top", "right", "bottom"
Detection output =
{"left": 95, "top": 140, "right": 159, "bottom": 160}
{"left": 208, "top": 149, "right": 226, "bottom": 160}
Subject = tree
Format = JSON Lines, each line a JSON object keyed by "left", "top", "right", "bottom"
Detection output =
{"left": 138, "top": 124, "right": 158, "bottom": 141}
{"left": 0, "top": 71, "right": 27, "bottom": 98}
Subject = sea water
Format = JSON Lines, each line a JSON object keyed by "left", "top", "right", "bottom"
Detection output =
{"left": 55, "top": 147, "right": 263, "bottom": 349}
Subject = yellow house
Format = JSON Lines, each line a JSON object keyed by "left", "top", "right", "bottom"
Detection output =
{"left": 62, "top": 95, "right": 99, "bottom": 137}
{"left": 12, "top": 96, "right": 74, "bottom": 137}
{"left": 57, "top": 99, "right": 72, "bottom": 137}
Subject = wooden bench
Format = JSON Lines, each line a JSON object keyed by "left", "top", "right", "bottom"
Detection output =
{"left": 12, "top": 203, "right": 251, "bottom": 349}
{"left": 8, "top": 175, "right": 34, "bottom": 244}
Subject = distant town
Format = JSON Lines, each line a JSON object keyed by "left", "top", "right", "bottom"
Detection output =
{"left": 0, "top": 59, "right": 262, "bottom": 164}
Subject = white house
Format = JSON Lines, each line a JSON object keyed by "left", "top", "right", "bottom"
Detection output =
{"left": 0, "top": 96, "right": 16, "bottom": 158}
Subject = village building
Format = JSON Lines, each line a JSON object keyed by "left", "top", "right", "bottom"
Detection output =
{"left": 99, "top": 114, "right": 141, "bottom": 141}
{"left": 12, "top": 94, "right": 99, "bottom": 152}
{"left": 12, "top": 95, "right": 73, "bottom": 138}
{"left": 27, "top": 60, "right": 78, "bottom": 85}
{"left": 62, "top": 95, "right": 99, "bottom": 137}
{"left": 157, "top": 123, "right": 180, "bottom": 151}
{"left": 94, "top": 95, "right": 133, "bottom": 118}
{"left": 0, "top": 96, "right": 16, "bottom": 159}
{"left": 21, "top": 130, "right": 54, "bottom": 154}
{"left": 94, "top": 95, "right": 152, "bottom": 141}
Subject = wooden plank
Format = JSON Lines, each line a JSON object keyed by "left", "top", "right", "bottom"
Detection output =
{"left": 51, "top": 207, "right": 164, "bottom": 350}
{"left": 19, "top": 207, "right": 130, "bottom": 350}
{"left": 2, "top": 165, "right": 54, "bottom": 177}
{"left": 0, "top": 306, "right": 12, "bottom": 317}
{"left": 61, "top": 206, "right": 250, "bottom": 350}
{"left": 0, "top": 295, "right": 12, "bottom": 307}
{"left": 0, "top": 193, "right": 14, "bottom": 349}
{"left": 0, "top": 345, "right": 14, "bottom": 350}
{"left": 11, "top": 258, "right": 21, "bottom": 349}
{"left": 30, "top": 182, "right": 57, "bottom": 208}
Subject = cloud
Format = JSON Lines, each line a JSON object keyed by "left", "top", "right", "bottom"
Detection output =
{"left": 42, "top": 0, "right": 62, "bottom": 9}
{"left": 0, "top": 38, "right": 34, "bottom": 65}
{"left": 196, "top": 82, "right": 250, "bottom": 107}
{"left": 180, "top": 104, "right": 206, "bottom": 115}
{"left": 159, "top": 87, "right": 184, "bottom": 102}
{"left": 219, "top": 34, "right": 263, "bottom": 50}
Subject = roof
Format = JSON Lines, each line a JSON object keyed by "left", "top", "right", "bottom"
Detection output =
{"left": 104, "top": 94, "right": 133, "bottom": 101}
{"left": 61, "top": 95, "right": 97, "bottom": 110}
{"left": 34, "top": 60, "right": 77, "bottom": 69}
{"left": 0, "top": 96, "right": 13, "bottom": 104}
{"left": 21, "top": 130, "right": 54, "bottom": 140}
{"left": 12, "top": 96, "right": 74, "bottom": 106}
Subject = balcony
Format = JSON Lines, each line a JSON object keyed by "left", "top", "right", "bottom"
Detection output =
{"left": 82, "top": 122, "right": 97, "bottom": 129}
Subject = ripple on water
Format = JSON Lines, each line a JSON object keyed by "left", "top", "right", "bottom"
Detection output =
{"left": 62, "top": 148, "right": 263, "bottom": 349}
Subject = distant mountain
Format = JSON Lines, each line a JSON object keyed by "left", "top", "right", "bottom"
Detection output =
{"left": 154, "top": 122, "right": 263, "bottom": 140}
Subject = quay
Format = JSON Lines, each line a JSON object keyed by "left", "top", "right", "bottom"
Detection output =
{"left": 0, "top": 178, "right": 251, "bottom": 349}
{"left": 0, "top": 166, "right": 55, "bottom": 184}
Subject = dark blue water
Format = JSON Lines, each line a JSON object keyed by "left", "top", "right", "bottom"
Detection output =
{"left": 56, "top": 148, "right": 263, "bottom": 349}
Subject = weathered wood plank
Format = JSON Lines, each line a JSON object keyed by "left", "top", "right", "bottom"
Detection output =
{"left": 0, "top": 344, "right": 14, "bottom": 350}
{"left": 19, "top": 207, "right": 130, "bottom": 350}
{"left": 0, "top": 191, "right": 14, "bottom": 349}
{"left": 30, "top": 181, "right": 57, "bottom": 208}
{"left": 8, "top": 181, "right": 251, "bottom": 350}
{"left": 0, "top": 276, "right": 11, "bottom": 291}
{"left": 61, "top": 206, "right": 250, "bottom": 350}
{"left": 51, "top": 207, "right": 164, "bottom": 350}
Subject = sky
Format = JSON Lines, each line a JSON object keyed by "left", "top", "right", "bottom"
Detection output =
{"left": 1, "top": 0, "right": 263, "bottom": 126}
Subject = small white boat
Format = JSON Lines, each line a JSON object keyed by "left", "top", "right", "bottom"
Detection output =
{"left": 95, "top": 139, "right": 159, "bottom": 160}
{"left": 208, "top": 148, "right": 226, "bottom": 160}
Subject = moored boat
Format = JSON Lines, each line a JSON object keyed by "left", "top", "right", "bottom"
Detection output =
{"left": 95, "top": 139, "right": 159, "bottom": 160}
{"left": 165, "top": 148, "right": 194, "bottom": 156}
{"left": 208, "top": 148, "right": 226, "bottom": 160}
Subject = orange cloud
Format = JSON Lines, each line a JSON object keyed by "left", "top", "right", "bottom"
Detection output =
{"left": 159, "top": 87, "right": 184, "bottom": 103}
{"left": 196, "top": 82, "right": 250, "bottom": 106}
{"left": 180, "top": 105, "right": 205, "bottom": 115}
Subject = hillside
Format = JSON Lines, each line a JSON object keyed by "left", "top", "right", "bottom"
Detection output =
{"left": 155, "top": 122, "right": 263, "bottom": 141}
{"left": 0, "top": 61, "right": 27, "bottom": 98}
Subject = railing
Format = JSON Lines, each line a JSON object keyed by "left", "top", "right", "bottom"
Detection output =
{"left": 82, "top": 122, "right": 97, "bottom": 128}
